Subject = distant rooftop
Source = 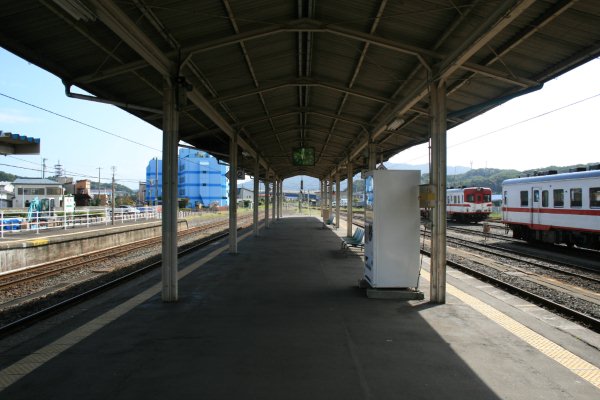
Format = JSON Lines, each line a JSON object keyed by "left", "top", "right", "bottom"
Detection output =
{"left": 13, "top": 178, "right": 61, "bottom": 185}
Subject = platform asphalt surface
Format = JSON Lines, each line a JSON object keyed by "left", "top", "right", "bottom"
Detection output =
{"left": 0, "top": 216, "right": 598, "bottom": 399}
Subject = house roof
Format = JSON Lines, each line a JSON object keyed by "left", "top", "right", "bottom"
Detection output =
{"left": 13, "top": 178, "right": 62, "bottom": 186}
{"left": 1, "top": 1, "right": 598, "bottom": 179}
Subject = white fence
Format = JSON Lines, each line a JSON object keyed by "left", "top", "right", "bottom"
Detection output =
{"left": 0, "top": 206, "right": 163, "bottom": 238}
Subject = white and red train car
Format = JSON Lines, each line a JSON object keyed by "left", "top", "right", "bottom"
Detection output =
{"left": 446, "top": 187, "right": 493, "bottom": 223}
{"left": 501, "top": 169, "right": 600, "bottom": 249}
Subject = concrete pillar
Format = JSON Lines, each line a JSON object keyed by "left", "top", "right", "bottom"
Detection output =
{"left": 264, "top": 173, "right": 270, "bottom": 228}
{"left": 430, "top": 80, "right": 447, "bottom": 304}
{"left": 347, "top": 161, "right": 353, "bottom": 237}
{"left": 253, "top": 157, "right": 260, "bottom": 236}
{"left": 161, "top": 77, "right": 179, "bottom": 302}
{"left": 229, "top": 132, "right": 238, "bottom": 254}
{"left": 335, "top": 173, "right": 341, "bottom": 229}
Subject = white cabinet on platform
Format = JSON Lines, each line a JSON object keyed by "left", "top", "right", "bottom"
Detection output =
{"left": 363, "top": 170, "right": 421, "bottom": 288}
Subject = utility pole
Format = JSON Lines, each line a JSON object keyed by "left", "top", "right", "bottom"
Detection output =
{"left": 41, "top": 158, "right": 47, "bottom": 178}
{"left": 97, "top": 167, "right": 102, "bottom": 206}
{"left": 111, "top": 166, "right": 116, "bottom": 225}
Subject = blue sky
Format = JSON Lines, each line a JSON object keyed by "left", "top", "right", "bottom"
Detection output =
{"left": 1, "top": 47, "right": 599, "bottom": 190}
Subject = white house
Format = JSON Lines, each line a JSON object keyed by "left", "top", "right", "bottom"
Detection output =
{"left": 12, "top": 178, "right": 64, "bottom": 208}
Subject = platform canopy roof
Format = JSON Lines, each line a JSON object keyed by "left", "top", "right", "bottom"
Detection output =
{"left": 0, "top": 131, "right": 41, "bottom": 155}
{"left": 1, "top": 1, "right": 598, "bottom": 180}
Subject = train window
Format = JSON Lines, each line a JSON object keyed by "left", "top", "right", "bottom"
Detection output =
{"left": 570, "top": 188, "right": 582, "bottom": 207}
{"left": 503, "top": 191, "right": 507, "bottom": 205}
{"left": 467, "top": 194, "right": 474, "bottom": 202}
{"left": 542, "top": 190, "right": 549, "bottom": 207}
{"left": 590, "top": 188, "right": 600, "bottom": 207}
{"left": 520, "top": 191, "right": 528, "bottom": 206}
{"left": 484, "top": 194, "right": 491, "bottom": 202}
{"left": 533, "top": 190, "right": 540, "bottom": 202}
{"left": 553, "top": 189, "right": 564, "bottom": 207}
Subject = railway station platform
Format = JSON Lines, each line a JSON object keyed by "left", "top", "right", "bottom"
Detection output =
{"left": 0, "top": 215, "right": 599, "bottom": 399}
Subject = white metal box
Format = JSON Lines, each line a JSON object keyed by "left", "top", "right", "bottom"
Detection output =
{"left": 364, "top": 170, "right": 421, "bottom": 288}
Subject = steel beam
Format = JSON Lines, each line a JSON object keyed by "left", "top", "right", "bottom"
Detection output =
{"left": 91, "top": 0, "right": 267, "bottom": 172}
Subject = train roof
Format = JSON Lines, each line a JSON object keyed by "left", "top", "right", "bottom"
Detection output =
{"left": 502, "top": 170, "right": 600, "bottom": 186}
{"left": 447, "top": 187, "right": 492, "bottom": 192}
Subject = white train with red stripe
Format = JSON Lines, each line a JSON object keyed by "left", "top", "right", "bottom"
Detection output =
{"left": 446, "top": 187, "right": 493, "bottom": 223}
{"left": 501, "top": 169, "right": 600, "bottom": 249}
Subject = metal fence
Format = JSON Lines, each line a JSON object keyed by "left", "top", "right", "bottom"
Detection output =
{"left": 0, "top": 207, "right": 162, "bottom": 238}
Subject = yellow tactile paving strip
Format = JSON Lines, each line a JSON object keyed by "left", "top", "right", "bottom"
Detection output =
{"left": 421, "top": 270, "right": 600, "bottom": 390}
{"left": 0, "top": 230, "right": 253, "bottom": 391}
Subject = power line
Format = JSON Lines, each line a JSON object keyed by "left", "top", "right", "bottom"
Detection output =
{"left": 401, "top": 91, "right": 600, "bottom": 163}
{"left": 1, "top": 93, "right": 233, "bottom": 177}
{"left": 448, "top": 91, "right": 600, "bottom": 149}
{"left": 0, "top": 91, "right": 161, "bottom": 152}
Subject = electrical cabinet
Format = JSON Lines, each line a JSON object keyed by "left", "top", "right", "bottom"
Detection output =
{"left": 364, "top": 170, "right": 421, "bottom": 288}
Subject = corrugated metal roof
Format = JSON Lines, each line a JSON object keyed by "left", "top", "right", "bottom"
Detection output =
{"left": 0, "top": 131, "right": 41, "bottom": 155}
{"left": 0, "top": 0, "right": 598, "bottom": 179}
{"left": 13, "top": 178, "right": 61, "bottom": 185}
{"left": 0, "top": 131, "right": 40, "bottom": 144}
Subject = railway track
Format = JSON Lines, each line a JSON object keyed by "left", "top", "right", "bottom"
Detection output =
{"left": 421, "top": 246, "right": 600, "bottom": 333}
{"left": 0, "top": 217, "right": 243, "bottom": 291}
{"left": 418, "top": 230, "right": 600, "bottom": 331}
{"left": 442, "top": 233, "right": 600, "bottom": 281}
{"left": 337, "top": 213, "right": 600, "bottom": 330}
{"left": 0, "top": 215, "right": 256, "bottom": 335}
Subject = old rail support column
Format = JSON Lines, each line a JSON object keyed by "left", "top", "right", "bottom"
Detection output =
{"left": 347, "top": 161, "right": 353, "bottom": 237}
{"left": 430, "top": 80, "right": 447, "bottom": 304}
{"left": 253, "top": 157, "right": 260, "bottom": 236}
{"left": 319, "top": 179, "right": 324, "bottom": 216}
{"left": 161, "top": 77, "right": 179, "bottom": 302}
{"left": 368, "top": 137, "right": 377, "bottom": 171}
{"left": 328, "top": 177, "right": 333, "bottom": 219}
{"left": 278, "top": 181, "right": 283, "bottom": 218}
{"left": 264, "top": 173, "right": 270, "bottom": 228}
{"left": 271, "top": 177, "right": 279, "bottom": 222}
{"left": 229, "top": 132, "right": 238, "bottom": 254}
{"left": 335, "top": 173, "right": 341, "bottom": 229}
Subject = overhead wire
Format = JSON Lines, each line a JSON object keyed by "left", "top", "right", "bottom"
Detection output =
{"left": 400, "top": 90, "right": 600, "bottom": 163}
{"left": 0, "top": 92, "right": 228, "bottom": 181}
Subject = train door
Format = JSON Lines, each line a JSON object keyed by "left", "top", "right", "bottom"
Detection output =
{"left": 532, "top": 187, "right": 541, "bottom": 226}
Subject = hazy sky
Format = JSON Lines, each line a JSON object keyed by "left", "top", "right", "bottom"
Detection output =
{"left": 1, "top": 47, "right": 599, "bottom": 190}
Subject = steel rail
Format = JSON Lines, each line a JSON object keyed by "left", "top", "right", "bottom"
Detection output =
{"left": 420, "top": 248, "right": 600, "bottom": 333}
{"left": 0, "top": 219, "right": 256, "bottom": 337}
